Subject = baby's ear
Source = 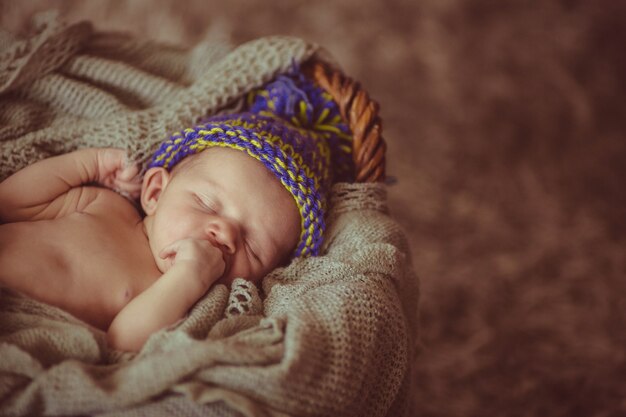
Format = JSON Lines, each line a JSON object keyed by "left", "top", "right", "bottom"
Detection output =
{"left": 140, "top": 167, "right": 170, "bottom": 215}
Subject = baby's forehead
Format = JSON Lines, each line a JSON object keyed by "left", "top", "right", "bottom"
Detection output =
{"left": 181, "top": 148, "right": 274, "bottom": 177}
{"left": 170, "top": 151, "right": 206, "bottom": 175}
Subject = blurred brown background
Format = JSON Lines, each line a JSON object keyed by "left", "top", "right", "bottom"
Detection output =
{"left": 1, "top": 1, "right": 625, "bottom": 416}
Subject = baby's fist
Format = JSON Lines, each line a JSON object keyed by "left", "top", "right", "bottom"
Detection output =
{"left": 159, "top": 238, "right": 226, "bottom": 286}
{"left": 96, "top": 148, "right": 142, "bottom": 199}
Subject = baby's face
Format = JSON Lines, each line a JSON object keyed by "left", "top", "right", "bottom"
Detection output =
{"left": 141, "top": 147, "right": 301, "bottom": 285}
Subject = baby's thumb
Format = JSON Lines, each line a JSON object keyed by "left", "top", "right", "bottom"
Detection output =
{"left": 159, "top": 242, "right": 178, "bottom": 259}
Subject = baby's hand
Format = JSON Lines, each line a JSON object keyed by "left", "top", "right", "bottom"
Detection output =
{"left": 159, "top": 238, "right": 226, "bottom": 287}
{"left": 96, "top": 148, "right": 142, "bottom": 199}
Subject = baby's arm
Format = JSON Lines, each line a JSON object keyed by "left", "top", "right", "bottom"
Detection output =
{"left": 0, "top": 148, "right": 140, "bottom": 222}
{"left": 107, "top": 238, "right": 225, "bottom": 352}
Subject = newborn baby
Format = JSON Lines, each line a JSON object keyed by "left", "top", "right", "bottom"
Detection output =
{"left": 0, "top": 145, "right": 300, "bottom": 352}
{"left": 0, "top": 70, "right": 351, "bottom": 352}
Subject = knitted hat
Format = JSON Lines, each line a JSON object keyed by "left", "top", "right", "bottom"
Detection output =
{"left": 148, "top": 68, "right": 353, "bottom": 258}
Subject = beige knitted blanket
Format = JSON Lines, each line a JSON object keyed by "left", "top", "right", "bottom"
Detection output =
{"left": 0, "top": 13, "right": 418, "bottom": 417}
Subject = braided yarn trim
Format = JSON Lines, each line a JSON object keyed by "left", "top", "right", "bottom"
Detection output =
{"left": 226, "top": 278, "right": 262, "bottom": 317}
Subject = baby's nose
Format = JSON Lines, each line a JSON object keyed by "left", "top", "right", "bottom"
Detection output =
{"left": 206, "top": 218, "right": 238, "bottom": 255}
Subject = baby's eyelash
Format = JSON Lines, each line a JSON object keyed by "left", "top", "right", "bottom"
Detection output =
{"left": 194, "top": 194, "right": 217, "bottom": 212}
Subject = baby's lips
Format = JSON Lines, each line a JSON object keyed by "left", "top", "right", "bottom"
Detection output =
{"left": 220, "top": 254, "right": 229, "bottom": 279}
{"left": 217, "top": 250, "right": 230, "bottom": 279}
{"left": 208, "top": 241, "right": 229, "bottom": 278}
{"left": 204, "top": 235, "right": 228, "bottom": 276}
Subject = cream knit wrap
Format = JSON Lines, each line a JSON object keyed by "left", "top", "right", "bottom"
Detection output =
{"left": 0, "top": 12, "right": 419, "bottom": 417}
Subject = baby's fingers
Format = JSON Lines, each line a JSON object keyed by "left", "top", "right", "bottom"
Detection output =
{"left": 113, "top": 177, "right": 142, "bottom": 199}
{"left": 117, "top": 163, "right": 141, "bottom": 181}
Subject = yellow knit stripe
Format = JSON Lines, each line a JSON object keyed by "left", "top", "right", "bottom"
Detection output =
{"left": 298, "top": 101, "right": 308, "bottom": 123}
{"left": 218, "top": 116, "right": 345, "bottom": 179}
{"left": 316, "top": 108, "right": 329, "bottom": 125}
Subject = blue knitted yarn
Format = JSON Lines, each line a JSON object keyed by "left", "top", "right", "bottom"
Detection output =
{"left": 248, "top": 68, "right": 354, "bottom": 182}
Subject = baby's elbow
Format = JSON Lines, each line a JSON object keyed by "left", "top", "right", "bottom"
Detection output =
{"left": 107, "top": 321, "right": 148, "bottom": 352}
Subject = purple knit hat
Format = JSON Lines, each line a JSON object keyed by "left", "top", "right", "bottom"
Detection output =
{"left": 149, "top": 67, "right": 353, "bottom": 257}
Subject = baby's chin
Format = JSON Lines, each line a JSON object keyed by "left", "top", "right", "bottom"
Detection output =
{"left": 216, "top": 274, "right": 237, "bottom": 287}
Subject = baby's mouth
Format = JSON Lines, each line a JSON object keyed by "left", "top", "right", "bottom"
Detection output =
{"left": 206, "top": 238, "right": 231, "bottom": 280}
{"left": 217, "top": 247, "right": 231, "bottom": 280}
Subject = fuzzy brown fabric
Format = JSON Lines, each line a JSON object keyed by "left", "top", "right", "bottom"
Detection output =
{"left": 1, "top": 1, "right": 625, "bottom": 416}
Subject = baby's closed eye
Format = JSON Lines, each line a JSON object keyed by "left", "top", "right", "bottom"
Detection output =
{"left": 194, "top": 193, "right": 218, "bottom": 213}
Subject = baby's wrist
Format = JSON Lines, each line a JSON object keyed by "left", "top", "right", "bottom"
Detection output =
{"left": 171, "top": 260, "right": 220, "bottom": 290}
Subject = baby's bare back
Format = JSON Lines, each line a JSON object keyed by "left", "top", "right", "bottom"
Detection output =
{"left": 0, "top": 187, "right": 160, "bottom": 330}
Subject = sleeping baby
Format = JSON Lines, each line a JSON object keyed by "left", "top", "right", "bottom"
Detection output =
{"left": 0, "top": 70, "right": 352, "bottom": 352}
